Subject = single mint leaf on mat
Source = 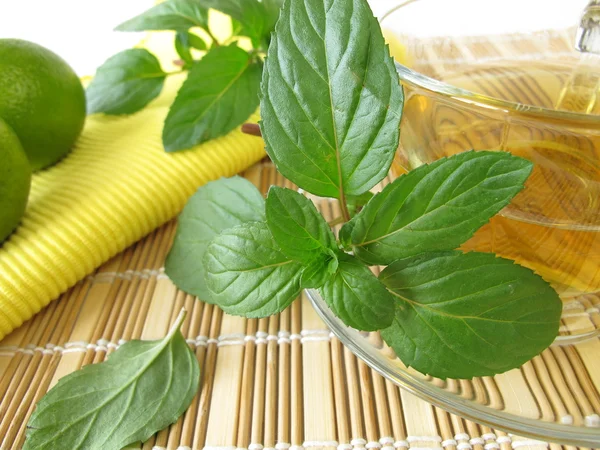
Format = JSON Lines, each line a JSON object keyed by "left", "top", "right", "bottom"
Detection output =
{"left": 379, "top": 251, "right": 562, "bottom": 379}
{"left": 24, "top": 309, "right": 200, "bottom": 450}
{"left": 266, "top": 186, "right": 337, "bottom": 264}
{"left": 87, "top": 49, "right": 166, "bottom": 115}
{"left": 115, "top": 0, "right": 208, "bottom": 32}
{"left": 205, "top": 222, "right": 304, "bottom": 317}
{"left": 260, "top": 0, "right": 403, "bottom": 199}
{"left": 341, "top": 151, "right": 533, "bottom": 265}
{"left": 165, "top": 177, "right": 264, "bottom": 302}
{"left": 199, "top": 0, "right": 268, "bottom": 45}
{"left": 319, "top": 254, "right": 394, "bottom": 331}
{"left": 163, "top": 44, "right": 262, "bottom": 152}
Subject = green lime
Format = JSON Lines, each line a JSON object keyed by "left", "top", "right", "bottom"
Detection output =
{"left": 0, "top": 39, "right": 86, "bottom": 171}
{"left": 0, "top": 117, "right": 31, "bottom": 243}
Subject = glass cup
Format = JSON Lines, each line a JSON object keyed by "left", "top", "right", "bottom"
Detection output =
{"left": 381, "top": 0, "right": 600, "bottom": 341}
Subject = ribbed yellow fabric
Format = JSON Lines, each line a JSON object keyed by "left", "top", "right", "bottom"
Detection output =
{"left": 0, "top": 71, "right": 265, "bottom": 340}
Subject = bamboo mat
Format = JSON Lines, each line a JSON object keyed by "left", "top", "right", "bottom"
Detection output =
{"left": 0, "top": 162, "right": 596, "bottom": 450}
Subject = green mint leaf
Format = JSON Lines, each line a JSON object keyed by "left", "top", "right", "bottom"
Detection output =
{"left": 199, "top": 0, "right": 268, "bottom": 45}
{"left": 205, "top": 222, "right": 303, "bottom": 317}
{"left": 260, "top": 0, "right": 403, "bottom": 199}
{"left": 301, "top": 250, "right": 338, "bottom": 289}
{"left": 165, "top": 176, "right": 264, "bottom": 302}
{"left": 230, "top": 17, "right": 245, "bottom": 37}
{"left": 187, "top": 31, "right": 207, "bottom": 50}
{"left": 115, "top": 0, "right": 208, "bottom": 32}
{"left": 266, "top": 186, "right": 337, "bottom": 263}
{"left": 319, "top": 254, "right": 394, "bottom": 331}
{"left": 87, "top": 49, "right": 166, "bottom": 115}
{"left": 346, "top": 191, "right": 374, "bottom": 217}
{"left": 379, "top": 251, "right": 562, "bottom": 379}
{"left": 263, "top": 0, "right": 283, "bottom": 36}
{"left": 24, "top": 310, "right": 199, "bottom": 450}
{"left": 341, "top": 151, "right": 533, "bottom": 265}
{"left": 163, "top": 44, "right": 261, "bottom": 152}
{"left": 175, "top": 32, "right": 194, "bottom": 67}
{"left": 347, "top": 191, "right": 374, "bottom": 207}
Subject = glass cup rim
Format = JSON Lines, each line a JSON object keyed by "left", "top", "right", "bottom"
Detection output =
{"left": 382, "top": 1, "right": 600, "bottom": 126}
{"left": 305, "top": 288, "right": 600, "bottom": 447}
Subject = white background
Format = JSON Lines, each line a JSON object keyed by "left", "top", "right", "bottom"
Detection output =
{"left": 0, "top": 0, "right": 590, "bottom": 76}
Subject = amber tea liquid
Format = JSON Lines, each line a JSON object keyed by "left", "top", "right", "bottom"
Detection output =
{"left": 394, "top": 61, "right": 600, "bottom": 328}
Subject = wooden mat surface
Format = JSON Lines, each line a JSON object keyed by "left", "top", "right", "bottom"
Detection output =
{"left": 0, "top": 163, "right": 595, "bottom": 450}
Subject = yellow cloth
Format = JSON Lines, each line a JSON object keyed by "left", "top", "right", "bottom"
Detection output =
{"left": 0, "top": 69, "right": 265, "bottom": 340}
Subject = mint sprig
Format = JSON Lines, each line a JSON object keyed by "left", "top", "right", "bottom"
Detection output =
{"left": 87, "top": 0, "right": 278, "bottom": 152}
{"left": 166, "top": 0, "right": 562, "bottom": 380}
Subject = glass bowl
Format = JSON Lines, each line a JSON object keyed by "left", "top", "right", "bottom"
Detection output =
{"left": 307, "top": 289, "right": 600, "bottom": 446}
{"left": 382, "top": 0, "right": 600, "bottom": 341}
{"left": 305, "top": 0, "right": 600, "bottom": 446}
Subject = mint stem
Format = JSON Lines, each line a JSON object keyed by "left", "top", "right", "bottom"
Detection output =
{"left": 166, "top": 308, "right": 187, "bottom": 340}
{"left": 327, "top": 217, "right": 344, "bottom": 227}
{"left": 207, "top": 30, "right": 220, "bottom": 47}
{"left": 242, "top": 123, "right": 262, "bottom": 137}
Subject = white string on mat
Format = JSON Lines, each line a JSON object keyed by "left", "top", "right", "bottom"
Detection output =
{"left": 405, "top": 447, "right": 443, "bottom": 450}
{"left": 150, "top": 436, "right": 548, "bottom": 450}
{"left": 407, "top": 436, "right": 441, "bottom": 443}
{"left": 585, "top": 413, "right": 600, "bottom": 427}
{"left": 303, "top": 442, "right": 338, "bottom": 448}
{"left": 509, "top": 440, "right": 548, "bottom": 449}
{"left": 141, "top": 433, "right": 528, "bottom": 450}
{"left": 0, "top": 328, "right": 333, "bottom": 355}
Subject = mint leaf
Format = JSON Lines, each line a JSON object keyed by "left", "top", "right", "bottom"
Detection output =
{"left": 115, "top": 0, "right": 208, "bottom": 32}
{"left": 319, "top": 254, "right": 394, "bottom": 331}
{"left": 175, "top": 32, "right": 194, "bottom": 68}
{"left": 205, "top": 222, "right": 303, "bottom": 317}
{"left": 24, "top": 310, "right": 199, "bottom": 450}
{"left": 266, "top": 186, "right": 337, "bottom": 264}
{"left": 260, "top": 0, "right": 403, "bottom": 199}
{"left": 341, "top": 151, "right": 533, "bottom": 265}
{"left": 263, "top": 0, "right": 283, "bottom": 32}
{"left": 165, "top": 177, "right": 264, "bottom": 302}
{"left": 187, "top": 31, "right": 207, "bottom": 50}
{"left": 175, "top": 32, "right": 207, "bottom": 68}
{"left": 346, "top": 191, "right": 374, "bottom": 217}
{"left": 163, "top": 44, "right": 261, "bottom": 152}
{"left": 87, "top": 49, "right": 166, "bottom": 115}
{"left": 199, "top": 0, "right": 268, "bottom": 46}
{"left": 379, "top": 251, "right": 561, "bottom": 379}
{"left": 301, "top": 251, "right": 338, "bottom": 289}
